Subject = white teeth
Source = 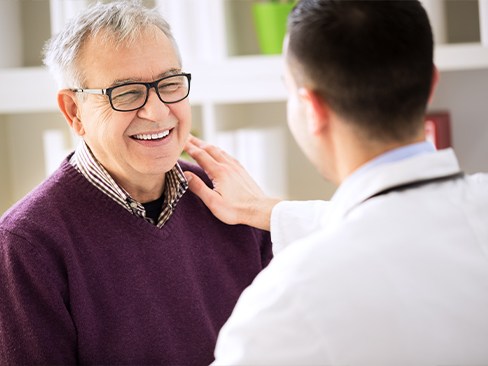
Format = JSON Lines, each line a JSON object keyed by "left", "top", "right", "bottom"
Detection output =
{"left": 133, "top": 130, "right": 170, "bottom": 140}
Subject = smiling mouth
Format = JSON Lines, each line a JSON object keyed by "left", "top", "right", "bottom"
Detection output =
{"left": 131, "top": 129, "right": 172, "bottom": 141}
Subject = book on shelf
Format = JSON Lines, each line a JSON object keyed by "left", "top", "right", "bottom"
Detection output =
{"left": 425, "top": 111, "right": 451, "bottom": 149}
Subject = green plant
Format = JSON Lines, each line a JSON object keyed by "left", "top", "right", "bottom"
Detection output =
{"left": 252, "top": 0, "right": 295, "bottom": 54}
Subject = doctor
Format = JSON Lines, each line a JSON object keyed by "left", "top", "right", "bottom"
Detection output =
{"left": 184, "top": 0, "right": 488, "bottom": 364}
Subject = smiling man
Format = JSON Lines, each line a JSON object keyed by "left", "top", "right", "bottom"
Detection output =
{"left": 0, "top": 1, "right": 272, "bottom": 364}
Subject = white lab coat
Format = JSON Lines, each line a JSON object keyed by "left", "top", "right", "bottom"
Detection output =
{"left": 213, "top": 148, "right": 488, "bottom": 365}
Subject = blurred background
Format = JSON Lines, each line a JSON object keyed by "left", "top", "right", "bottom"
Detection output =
{"left": 1, "top": 0, "right": 488, "bottom": 215}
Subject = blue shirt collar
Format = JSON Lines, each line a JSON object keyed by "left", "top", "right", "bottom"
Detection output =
{"left": 347, "top": 141, "right": 436, "bottom": 183}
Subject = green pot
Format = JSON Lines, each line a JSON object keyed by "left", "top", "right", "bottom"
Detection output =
{"left": 252, "top": 2, "right": 294, "bottom": 55}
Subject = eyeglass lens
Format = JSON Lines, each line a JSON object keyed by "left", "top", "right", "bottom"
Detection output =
{"left": 110, "top": 74, "right": 190, "bottom": 111}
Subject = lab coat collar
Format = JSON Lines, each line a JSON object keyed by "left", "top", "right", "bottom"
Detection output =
{"left": 321, "top": 148, "right": 461, "bottom": 227}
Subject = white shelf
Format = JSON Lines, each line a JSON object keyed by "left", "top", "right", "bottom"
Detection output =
{"left": 435, "top": 43, "right": 488, "bottom": 71}
{"left": 0, "top": 67, "right": 57, "bottom": 113}
{"left": 0, "top": 57, "right": 286, "bottom": 113}
{"left": 191, "top": 55, "right": 286, "bottom": 105}
{"left": 4, "top": 43, "right": 488, "bottom": 114}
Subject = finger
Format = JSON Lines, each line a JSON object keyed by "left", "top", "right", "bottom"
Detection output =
{"left": 184, "top": 138, "right": 199, "bottom": 156}
{"left": 184, "top": 141, "right": 221, "bottom": 176}
{"left": 184, "top": 170, "right": 214, "bottom": 195}
{"left": 201, "top": 144, "right": 229, "bottom": 163}
{"left": 188, "top": 134, "right": 234, "bottom": 162}
{"left": 219, "top": 148, "right": 242, "bottom": 167}
{"left": 187, "top": 134, "right": 207, "bottom": 148}
{"left": 184, "top": 135, "right": 208, "bottom": 156}
{"left": 184, "top": 171, "right": 225, "bottom": 213}
{"left": 185, "top": 145, "right": 234, "bottom": 180}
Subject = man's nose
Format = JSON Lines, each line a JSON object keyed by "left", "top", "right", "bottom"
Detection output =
{"left": 138, "top": 87, "right": 170, "bottom": 120}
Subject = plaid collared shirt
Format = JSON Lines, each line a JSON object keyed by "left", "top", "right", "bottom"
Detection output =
{"left": 69, "top": 140, "right": 188, "bottom": 228}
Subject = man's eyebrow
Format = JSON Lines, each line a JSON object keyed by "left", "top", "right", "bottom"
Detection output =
{"left": 157, "top": 68, "right": 182, "bottom": 78}
{"left": 111, "top": 68, "right": 182, "bottom": 86}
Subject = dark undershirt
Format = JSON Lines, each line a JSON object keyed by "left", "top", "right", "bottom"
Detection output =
{"left": 142, "top": 195, "right": 164, "bottom": 223}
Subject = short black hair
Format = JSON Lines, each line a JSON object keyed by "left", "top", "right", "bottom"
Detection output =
{"left": 287, "top": 0, "right": 434, "bottom": 142}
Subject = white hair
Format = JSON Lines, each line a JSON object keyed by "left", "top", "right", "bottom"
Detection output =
{"left": 43, "top": 0, "right": 181, "bottom": 89}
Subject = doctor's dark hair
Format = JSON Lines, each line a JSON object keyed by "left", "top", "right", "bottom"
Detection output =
{"left": 287, "top": 0, "right": 434, "bottom": 142}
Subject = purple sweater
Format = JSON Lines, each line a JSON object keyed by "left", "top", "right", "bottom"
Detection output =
{"left": 0, "top": 158, "right": 272, "bottom": 365}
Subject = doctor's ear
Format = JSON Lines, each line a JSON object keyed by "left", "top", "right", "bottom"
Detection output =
{"left": 428, "top": 65, "right": 440, "bottom": 104}
{"left": 298, "top": 88, "right": 330, "bottom": 135}
{"left": 58, "top": 90, "right": 85, "bottom": 136}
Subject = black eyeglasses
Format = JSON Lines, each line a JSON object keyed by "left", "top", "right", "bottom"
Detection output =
{"left": 72, "top": 73, "right": 191, "bottom": 112}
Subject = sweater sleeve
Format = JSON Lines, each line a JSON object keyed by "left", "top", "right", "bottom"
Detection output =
{"left": 256, "top": 228, "right": 273, "bottom": 268}
{"left": 180, "top": 160, "right": 274, "bottom": 268}
{"left": 0, "top": 229, "right": 77, "bottom": 365}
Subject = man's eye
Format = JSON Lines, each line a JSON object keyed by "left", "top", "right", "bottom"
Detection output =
{"left": 159, "top": 82, "right": 181, "bottom": 93}
{"left": 112, "top": 88, "right": 144, "bottom": 102}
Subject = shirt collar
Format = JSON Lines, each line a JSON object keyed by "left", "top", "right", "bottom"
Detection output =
{"left": 348, "top": 141, "right": 436, "bottom": 184}
{"left": 70, "top": 140, "right": 188, "bottom": 227}
{"left": 322, "top": 144, "right": 459, "bottom": 228}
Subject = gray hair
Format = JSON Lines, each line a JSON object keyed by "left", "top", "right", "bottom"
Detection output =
{"left": 43, "top": 0, "right": 181, "bottom": 89}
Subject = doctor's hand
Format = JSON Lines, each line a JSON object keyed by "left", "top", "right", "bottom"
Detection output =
{"left": 183, "top": 135, "right": 281, "bottom": 231}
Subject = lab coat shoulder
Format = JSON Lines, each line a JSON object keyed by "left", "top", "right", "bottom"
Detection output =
{"left": 214, "top": 191, "right": 488, "bottom": 364}
{"left": 270, "top": 199, "right": 331, "bottom": 253}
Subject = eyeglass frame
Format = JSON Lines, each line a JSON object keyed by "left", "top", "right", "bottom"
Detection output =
{"left": 71, "top": 72, "right": 192, "bottom": 112}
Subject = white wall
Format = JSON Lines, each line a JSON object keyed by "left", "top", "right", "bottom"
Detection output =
{"left": 0, "top": 117, "right": 12, "bottom": 213}
{"left": 2, "top": 112, "right": 70, "bottom": 208}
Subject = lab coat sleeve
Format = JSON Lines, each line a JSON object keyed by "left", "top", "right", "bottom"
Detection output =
{"left": 211, "top": 244, "right": 329, "bottom": 365}
{"left": 270, "top": 200, "right": 330, "bottom": 254}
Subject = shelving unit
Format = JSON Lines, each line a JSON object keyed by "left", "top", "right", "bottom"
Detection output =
{"left": 1, "top": 0, "right": 488, "bottom": 215}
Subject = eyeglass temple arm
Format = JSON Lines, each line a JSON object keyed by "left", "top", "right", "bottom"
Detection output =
{"left": 72, "top": 88, "right": 107, "bottom": 95}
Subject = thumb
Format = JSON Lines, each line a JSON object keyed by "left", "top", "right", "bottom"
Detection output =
{"left": 184, "top": 171, "right": 216, "bottom": 203}
{"left": 184, "top": 171, "right": 233, "bottom": 224}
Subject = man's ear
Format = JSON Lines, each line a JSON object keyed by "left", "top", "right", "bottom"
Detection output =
{"left": 298, "top": 88, "right": 329, "bottom": 135}
{"left": 428, "top": 65, "right": 439, "bottom": 104}
{"left": 58, "top": 90, "right": 85, "bottom": 136}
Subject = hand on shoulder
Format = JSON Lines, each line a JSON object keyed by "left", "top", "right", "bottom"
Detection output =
{"left": 183, "top": 135, "right": 281, "bottom": 231}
